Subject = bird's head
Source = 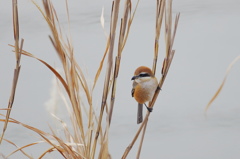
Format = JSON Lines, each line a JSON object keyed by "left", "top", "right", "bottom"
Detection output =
{"left": 131, "top": 66, "right": 154, "bottom": 82}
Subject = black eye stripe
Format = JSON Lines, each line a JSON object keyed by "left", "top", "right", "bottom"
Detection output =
{"left": 139, "top": 73, "right": 150, "bottom": 77}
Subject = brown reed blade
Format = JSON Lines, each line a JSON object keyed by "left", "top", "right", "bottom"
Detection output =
{"left": 205, "top": 55, "right": 240, "bottom": 112}
{"left": 8, "top": 47, "right": 71, "bottom": 96}
{"left": 93, "top": 37, "right": 110, "bottom": 90}
{"left": 38, "top": 147, "right": 57, "bottom": 159}
{"left": 0, "top": 113, "right": 67, "bottom": 158}
{"left": 2, "top": 138, "right": 34, "bottom": 158}
{"left": 6, "top": 141, "right": 41, "bottom": 158}
{"left": 0, "top": 0, "right": 23, "bottom": 144}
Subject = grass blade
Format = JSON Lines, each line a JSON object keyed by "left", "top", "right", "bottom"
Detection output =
{"left": 205, "top": 55, "right": 240, "bottom": 112}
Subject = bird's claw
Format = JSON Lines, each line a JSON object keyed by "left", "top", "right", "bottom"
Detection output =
{"left": 146, "top": 107, "right": 153, "bottom": 112}
{"left": 144, "top": 103, "right": 153, "bottom": 112}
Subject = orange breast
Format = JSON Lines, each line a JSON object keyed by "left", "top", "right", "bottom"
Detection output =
{"left": 133, "top": 84, "right": 151, "bottom": 104}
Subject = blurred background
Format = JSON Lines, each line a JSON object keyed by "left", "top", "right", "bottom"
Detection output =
{"left": 0, "top": 0, "right": 240, "bottom": 158}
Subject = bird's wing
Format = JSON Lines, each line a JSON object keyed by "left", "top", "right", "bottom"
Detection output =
{"left": 131, "top": 88, "right": 135, "bottom": 97}
{"left": 132, "top": 81, "right": 138, "bottom": 97}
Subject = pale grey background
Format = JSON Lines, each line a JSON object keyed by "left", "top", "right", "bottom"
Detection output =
{"left": 0, "top": 0, "right": 240, "bottom": 158}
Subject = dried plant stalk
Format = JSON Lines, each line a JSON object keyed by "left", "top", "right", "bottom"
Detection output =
{"left": 137, "top": 0, "right": 165, "bottom": 156}
{"left": 91, "top": 1, "right": 121, "bottom": 158}
{"left": 94, "top": 0, "right": 141, "bottom": 157}
{"left": 0, "top": 0, "right": 23, "bottom": 144}
{"left": 152, "top": 0, "right": 165, "bottom": 75}
{"left": 122, "top": 0, "right": 180, "bottom": 158}
{"left": 29, "top": 0, "right": 96, "bottom": 158}
{"left": 108, "top": 0, "right": 131, "bottom": 125}
{"left": 136, "top": 121, "right": 148, "bottom": 159}
{"left": 108, "top": 0, "right": 140, "bottom": 124}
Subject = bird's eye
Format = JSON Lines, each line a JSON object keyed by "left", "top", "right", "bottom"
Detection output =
{"left": 139, "top": 73, "right": 150, "bottom": 77}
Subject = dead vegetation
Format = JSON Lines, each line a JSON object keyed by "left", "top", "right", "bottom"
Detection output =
{"left": 0, "top": 0, "right": 179, "bottom": 158}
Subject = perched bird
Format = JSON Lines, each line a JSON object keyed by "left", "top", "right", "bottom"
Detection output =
{"left": 131, "top": 66, "right": 158, "bottom": 124}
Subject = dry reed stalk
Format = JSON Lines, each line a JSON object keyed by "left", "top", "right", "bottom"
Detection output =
{"left": 108, "top": 0, "right": 131, "bottom": 125}
{"left": 136, "top": 120, "right": 148, "bottom": 159}
{"left": 152, "top": 0, "right": 165, "bottom": 75}
{"left": 108, "top": 0, "right": 140, "bottom": 124}
{"left": 205, "top": 55, "right": 240, "bottom": 112}
{"left": 0, "top": 0, "right": 23, "bottom": 144}
{"left": 91, "top": 1, "right": 121, "bottom": 158}
{"left": 7, "top": 0, "right": 97, "bottom": 158}
{"left": 137, "top": 0, "right": 165, "bottom": 157}
{"left": 38, "top": 0, "right": 91, "bottom": 157}
{"left": 122, "top": 0, "right": 180, "bottom": 158}
{"left": 7, "top": 0, "right": 121, "bottom": 157}
{"left": 93, "top": 0, "right": 141, "bottom": 157}
{"left": 43, "top": 0, "right": 101, "bottom": 157}
{"left": 96, "top": 1, "right": 142, "bottom": 158}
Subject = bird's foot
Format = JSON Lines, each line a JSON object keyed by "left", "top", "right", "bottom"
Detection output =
{"left": 144, "top": 103, "right": 153, "bottom": 112}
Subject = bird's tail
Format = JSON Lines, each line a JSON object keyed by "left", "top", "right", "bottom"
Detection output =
{"left": 137, "top": 103, "right": 143, "bottom": 124}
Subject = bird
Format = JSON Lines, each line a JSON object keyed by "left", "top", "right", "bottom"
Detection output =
{"left": 131, "top": 66, "right": 158, "bottom": 124}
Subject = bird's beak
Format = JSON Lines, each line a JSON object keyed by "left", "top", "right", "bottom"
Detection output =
{"left": 131, "top": 75, "right": 138, "bottom": 80}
